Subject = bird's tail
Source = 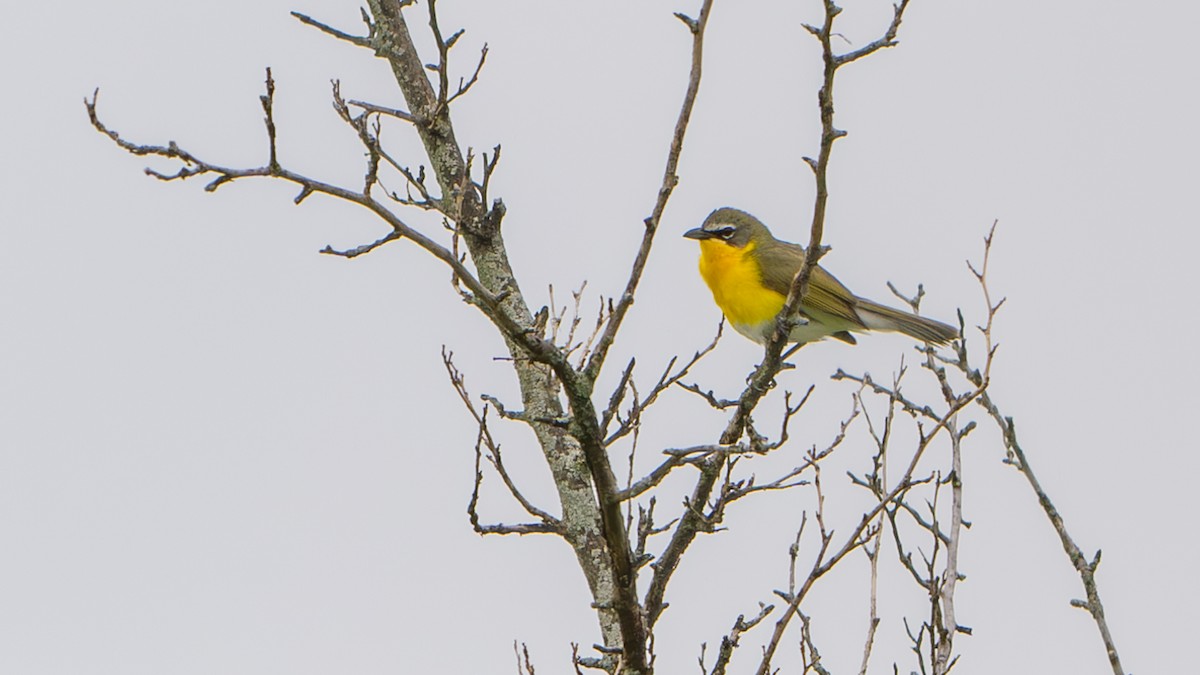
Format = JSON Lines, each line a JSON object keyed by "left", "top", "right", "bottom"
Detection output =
{"left": 856, "top": 298, "right": 958, "bottom": 345}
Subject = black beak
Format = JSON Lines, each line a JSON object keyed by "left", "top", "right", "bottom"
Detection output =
{"left": 683, "top": 227, "right": 714, "bottom": 240}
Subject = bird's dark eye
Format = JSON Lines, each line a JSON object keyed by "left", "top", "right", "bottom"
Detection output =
{"left": 716, "top": 227, "right": 735, "bottom": 240}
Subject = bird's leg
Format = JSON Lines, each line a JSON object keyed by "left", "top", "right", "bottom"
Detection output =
{"left": 781, "top": 342, "right": 806, "bottom": 362}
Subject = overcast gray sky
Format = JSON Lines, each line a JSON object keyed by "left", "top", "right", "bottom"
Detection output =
{"left": 3, "top": 1, "right": 1197, "bottom": 673}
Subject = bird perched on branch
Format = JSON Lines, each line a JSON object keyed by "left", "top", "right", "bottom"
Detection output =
{"left": 684, "top": 207, "right": 957, "bottom": 346}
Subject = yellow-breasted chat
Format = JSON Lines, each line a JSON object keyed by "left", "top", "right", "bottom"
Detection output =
{"left": 684, "top": 207, "right": 956, "bottom": 346}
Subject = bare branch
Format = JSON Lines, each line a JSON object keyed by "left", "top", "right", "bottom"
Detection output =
{"left": 706, "top": 603, "right": 774, "bottom": 675}
{"left": 933, "top": 420, "right": 965, "bottom": 674}
{"left": 722, "top": 0, "right": 925, "bottom": 448}
{"left": 832, "top": 368, "right": 942, "bottom": 421}
{"left": 480, "top": 144, "right": 501, "bottom": 206}
{"left": 798, "top": 611, "right": 832, "bottom": 675}
{"left": 755, "top": 382, "right": 983, "bottom": 675}
{"left": 426, "top": 0, "right": 452, "bottom": 113}
{"left": 600, "top": 358, "right": 637, "bottom": 437}
{"left": 447, "top": 44, "right": 490, "bottom": 105}
{"left": 291, "top": 11, "right": 373, "bottom": 48}
{"left": 547, "top": 283, "right": 586, "bottom": 351}
{"left": 764, "top": 0, "right": 848, "bottom": 366}
{"left": 443, "top": 348, "right": 561, "bottom": 532}
{"left": 570, "top": 644, "right": 590, "bottom": 675}
{"left": 260, "top": 68, "right": 280, "bottom": 170}
{"left": 479, "top": 394, "right": 569, "bottom": 428}
{"left": 616, "top": 445, "right": 726, "bottom": 503}
{"left": 717, "top": 400, "right": 854, "bottom": 511}
{"left": 513, "top": 642, "right": 537, "bottom": 675}
{"left": 85, "top": 5, "right": 1049, "bottom": 675}
{"left": 624, "top": 417, "right": 642, "bottom": 531}
{"left": 633, "top": 497, "right": 674, "bottom": 573}
{"left": 951, "top": 225, "right": 1125, "bottom": 675}
{"left": 856, "top": 532, "right": 883, "bottom": 675}
{"left": 88, "top": 74, "right": 575, "bottom": 373}
{"left": 92, "top": 3, "right": 700, "bottom": 670}
{"left": 754, "top": 385, "right": 816, "bottom": 453}
{"left": 834, "top": 0, "right": 912, "bottom": 65}
{"left": 473, "top": 522, "right": 558, "bottom": 536}
{"left": 465, "top": 404, "right": 553, "bottom": 536}
{"left": 605, "top": 322, "right": 723, "bottom": 445}
{"left": 887, "top": 280, "right": 927, "bottom": 313}
{"left": 573, "top": 296, "right": 613, "bottom": 368}
{"left": 677, "top": 381, "right": 738, "bottom": 410}
{"left": 320, "top": 230, "right": 402, "bottom": 258}
{"left": 347, "top": 98, "right": 417, "bottom": 124}
{"left": 582, "top": 0, "right": 715, "bottom": 384}
{"left": 645, "top": 448, "right": 724, "bottom": 629}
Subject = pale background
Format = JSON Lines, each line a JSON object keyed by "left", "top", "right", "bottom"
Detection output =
{"left": 2, "top": 1, "right": 1197, "bottom": 673}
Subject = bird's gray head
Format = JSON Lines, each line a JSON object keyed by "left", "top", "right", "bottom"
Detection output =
{"left": 682, "top": 207, "right": 774, "bottom": 248}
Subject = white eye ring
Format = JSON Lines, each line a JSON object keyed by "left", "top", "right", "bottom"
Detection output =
{"left": 718, "top": 228, "right": 735, "bottom": 239}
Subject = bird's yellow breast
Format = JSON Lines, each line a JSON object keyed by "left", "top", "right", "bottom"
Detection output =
{"left": 697, "top": 239, "right": 786, "bottom": 337}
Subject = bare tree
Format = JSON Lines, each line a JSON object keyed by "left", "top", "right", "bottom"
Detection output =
{"left": 87, "top": 1, "right": 1126, "bottom": 673}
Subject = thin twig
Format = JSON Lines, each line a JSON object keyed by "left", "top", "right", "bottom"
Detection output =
{"left": 427, "top": 0, "right": 452, "bottom": 112}
{"left": 513, "top": 641, "right": 537, "bottom": 675}
{"left": 857, "top": 529, "right": 883, "bottom": 675}
{"left": 605, "top": 322, "right": 723, "bottom": 445}
{"left": 708, "top": 603, "right": 775, "bottom": 675}
{"left": 87, "top": 79, "right": 574, "bottom": 377}
{"left": 448, "top": 44, "right": 489, "bottom": 105}
{"left": 443, "top": 348, "right": 561, "bottom": 531}
{"left": 582, "top": 0, "right": 715, "bottom": 384}
{"left": 347, "top": 98, "right": 417, "bottom": 123}
{"left": 956, "top": 226, "right": 1125, "bottom": 675}
{"left": 644, "top": 448, "right": 724, "bottom": 629}
{"left": 320, "top": 230, "right": 402, "bottom": 258}
{"left": 755, "top": 380, "right": 983, "bottom": 675}
{"left": 834, "top": 0, "right": 911, "bottom": 65}
{"left": 291, "top": 11, "right": 373, "bottom": 48}
{"left": 994, "top": 411, "right": 1124, "bottom": 674}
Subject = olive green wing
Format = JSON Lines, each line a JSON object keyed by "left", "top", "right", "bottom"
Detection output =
{"left": 756, "top": 241, "right": 866, "bottom": 329}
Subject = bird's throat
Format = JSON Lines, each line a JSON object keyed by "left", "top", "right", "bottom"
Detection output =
{"left": 697, "top": 239, "right": 786, "bottom": 338}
